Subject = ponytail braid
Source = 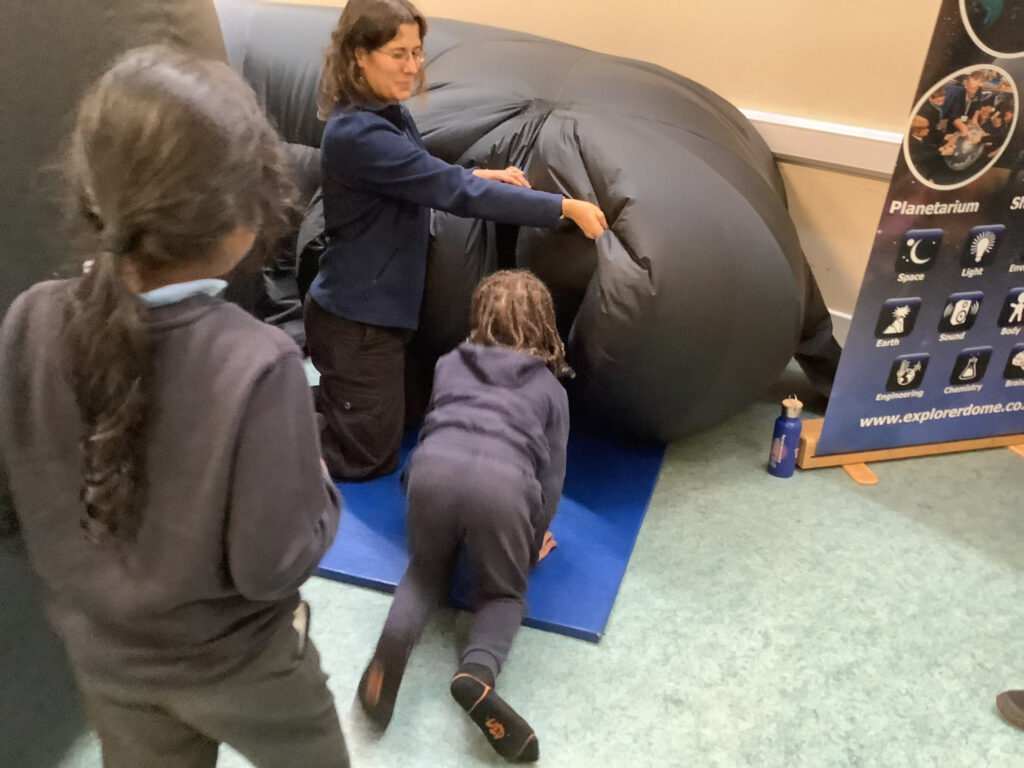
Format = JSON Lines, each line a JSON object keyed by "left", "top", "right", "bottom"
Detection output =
{"left": 61, "top": 45, "right": 301, "bottom": 540}
{"left": 63, "top": 244, "right": 151, "bottom": 541}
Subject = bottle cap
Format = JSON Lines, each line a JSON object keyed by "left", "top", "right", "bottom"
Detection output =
{"left": 781, "top": 394, "right": 803, "bottom": 418}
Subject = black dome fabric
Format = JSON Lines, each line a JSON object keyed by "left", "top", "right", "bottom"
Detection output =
{"left": 2, "top": 0, "right": 225, "bottom": 314}
{"left": 216, "top": 1, "right": 838, "bottom": 441}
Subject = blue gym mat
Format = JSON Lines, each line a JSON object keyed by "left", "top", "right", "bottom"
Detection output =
{"left": 316, "top": 428, "right": 665, "bottom": 642}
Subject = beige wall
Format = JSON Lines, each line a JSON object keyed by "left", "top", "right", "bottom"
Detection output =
{"left": 779, "top": 165, "right": 889, "bottom": 342}
{"left": 287, "top": 0, "right": 938, "bottom": 333}
{"left": 429, "top": 1, "right": 941, "bottom": 132}
{"left": 294, "top": 0, "right": 940, "bottom": 127}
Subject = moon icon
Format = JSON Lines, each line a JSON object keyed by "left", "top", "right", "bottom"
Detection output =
{"left": 907, "top": 238, "right": 931, "bottom": 265}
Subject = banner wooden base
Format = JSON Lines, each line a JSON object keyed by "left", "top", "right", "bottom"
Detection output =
{"left": 796, "top": 418, "right": 1024, "bottom": 485}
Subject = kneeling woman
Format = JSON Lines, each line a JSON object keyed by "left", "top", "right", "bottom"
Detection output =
{"left": 310, "top": 0, "right": 607, "bottom": 480}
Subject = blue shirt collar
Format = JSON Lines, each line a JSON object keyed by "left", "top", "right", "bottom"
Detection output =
{"left": 139, "top": 279, "right": 227, "bottom": 308}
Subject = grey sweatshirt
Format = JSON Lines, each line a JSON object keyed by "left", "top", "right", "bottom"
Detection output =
{"left": 0, "top": 281, "right": 340, "bottom": 685}
{"left": 418, "top": 342, "right": 569, "bottom": 556}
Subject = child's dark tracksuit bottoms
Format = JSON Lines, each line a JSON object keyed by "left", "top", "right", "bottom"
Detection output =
{"left": 379, "top": 445, "right": 544, "bottom": 679}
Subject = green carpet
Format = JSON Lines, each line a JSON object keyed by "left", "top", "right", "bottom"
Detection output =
{"left": 13, "top": 366, "right": 1024, "bottom": 768}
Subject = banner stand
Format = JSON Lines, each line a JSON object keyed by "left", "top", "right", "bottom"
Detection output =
{"left": 811, "top": 2, "right": 1024, "bottom": 462}
{"left": 797, "top": 418, "right": 1024, "bottom": 485}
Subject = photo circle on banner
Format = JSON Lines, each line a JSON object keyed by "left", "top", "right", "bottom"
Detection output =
{"left": 960, "top": 0, "right": 1024, "bottom": 58}
{"left": 903, "top": 64, "right": 1018, "bottom": 190}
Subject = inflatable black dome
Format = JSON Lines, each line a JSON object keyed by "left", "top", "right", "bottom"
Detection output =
{"left": 216, "top": 0, "right": 839, "bottom": 442}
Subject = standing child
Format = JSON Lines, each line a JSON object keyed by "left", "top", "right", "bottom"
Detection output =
{"left": 0, "top": 47, "right": 348, "bottom": 768}
{"left": 357, "top": 269, "right": 570, "bottom": 763}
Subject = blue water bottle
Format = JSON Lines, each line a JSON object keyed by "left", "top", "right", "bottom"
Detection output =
{"left": 767, "top": 395, "right": 803, "bottom": 478}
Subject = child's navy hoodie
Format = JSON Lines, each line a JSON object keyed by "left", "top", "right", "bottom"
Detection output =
{"left": 416, "top": 342, "right": 569, "bottom": 557}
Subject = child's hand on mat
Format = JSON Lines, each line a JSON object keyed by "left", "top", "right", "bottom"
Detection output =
{"left": 538, "top": 531, "right": 557, "bottom": 561}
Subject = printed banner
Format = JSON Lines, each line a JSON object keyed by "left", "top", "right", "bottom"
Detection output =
{"left": 817, "top": 0, "right": 1024, "bottom": 455}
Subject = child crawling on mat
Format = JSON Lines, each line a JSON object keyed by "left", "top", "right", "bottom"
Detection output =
{"left": 357, "top": 268, "right": 570, "bottom": 763}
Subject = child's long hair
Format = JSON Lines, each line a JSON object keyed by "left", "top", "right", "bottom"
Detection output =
{"left": 467, "top": 270, "right": 573, "bottom": 379}
{"left": 64, "top": 46, "right": 298, "bottom": 541}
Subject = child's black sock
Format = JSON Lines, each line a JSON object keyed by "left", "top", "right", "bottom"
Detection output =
{"left": 357, "top": 653, "right": 405, "bottom": 731}
{"left": 450, "top": 663, "right": 539, "bottom": 763}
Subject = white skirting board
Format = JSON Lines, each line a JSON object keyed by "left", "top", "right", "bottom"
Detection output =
{"left": 741, "top": 109, "right": 902, "bottom": 180}
{"left": 740, "top": 110, "right": 895, "bottom": 343}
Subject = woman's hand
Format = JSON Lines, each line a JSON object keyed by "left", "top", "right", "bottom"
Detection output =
{"left": 472, "top": 166, "right": 531, "bottom": 188}
{"left": 562, "top": 198, "right": 609, "bottom": 239}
